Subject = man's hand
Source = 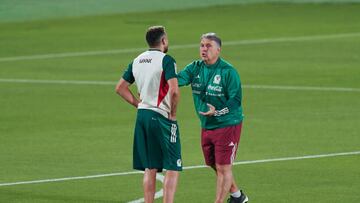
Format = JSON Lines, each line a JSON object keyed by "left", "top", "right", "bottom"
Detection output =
{"left": 199, "top": 103, "right": 215, "bottom": 116}
{"left": 168, "top": 115, "right": 177, "bottom": 121}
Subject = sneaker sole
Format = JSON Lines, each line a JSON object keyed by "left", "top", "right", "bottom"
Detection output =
{"left": 241, "top": 196, "right": 249, "bottom": 203}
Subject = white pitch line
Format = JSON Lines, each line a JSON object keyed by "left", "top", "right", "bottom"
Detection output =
{"left": 222, "top": 32, "right": 360, "bottom": 46}
{"left": 0, "top": 78, "right": 116, "bottom": 86}
{"left": 242, "top": 84, "right": 360, "bottom": 92}
{"left": 0, "top": 171, "right": 142, "bottom": 187}
{"left": 184, "top": 150, "right": 360, "bottom": 170}
{"left": 0, "top": 78, "right": 359, "bottom": 93}
{"left": 1, "top": 32, "right": 359, "bottom": 62}
{"left": 0, "top": 150, "right": 359, "bottom": 187}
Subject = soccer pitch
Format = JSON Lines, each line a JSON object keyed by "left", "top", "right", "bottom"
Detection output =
{"left": 1, "top": 1, "right": 360, "bottom": 202}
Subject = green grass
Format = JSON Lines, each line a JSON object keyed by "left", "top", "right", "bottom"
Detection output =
{"left": 1, "top": 3, "right": 360, "bottom": 203}
{"left": 2, "top": 0, "right": 360, "bottom": 23}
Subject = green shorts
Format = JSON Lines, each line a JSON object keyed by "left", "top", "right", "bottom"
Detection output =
{"left": 133, "top": 109, "right": 182, "bottom": 172}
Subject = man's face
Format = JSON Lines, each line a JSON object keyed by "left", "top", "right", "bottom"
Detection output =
{"left": 200, "top": 38, "right": 220, "bottom": 65}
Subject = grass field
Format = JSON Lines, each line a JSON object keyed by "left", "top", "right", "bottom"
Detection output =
{"left": 1, "top": 2, "right": 360, "bottom": 203}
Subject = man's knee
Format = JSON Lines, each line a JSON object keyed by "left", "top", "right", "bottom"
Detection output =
{"left": 165, "top": 170, "right": 179, "bottom": 177}
{"left": 215, "top": 164, "right": 232, "bottom": 174}
{"left": 143, "top": 169, "right": 157, "bottom": 185}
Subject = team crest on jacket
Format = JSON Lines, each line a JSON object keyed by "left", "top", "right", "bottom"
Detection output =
{"left": 213, "top": 75, "right": 221, "bottom": 84}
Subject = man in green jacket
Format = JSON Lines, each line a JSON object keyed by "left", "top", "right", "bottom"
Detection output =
{"left": 177, "top": 33, "right": 248, "bottom": 203}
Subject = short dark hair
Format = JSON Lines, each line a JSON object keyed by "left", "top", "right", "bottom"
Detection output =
{"left": 146, "top": 26, "right": 166, "bottom": 47}
{"left": 201, "top": 32, "right": 222, "bottom": 47}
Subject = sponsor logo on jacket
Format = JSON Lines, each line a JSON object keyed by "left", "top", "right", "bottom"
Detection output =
{"left": 208, "top": 84, "right": 223, "bottom": 92}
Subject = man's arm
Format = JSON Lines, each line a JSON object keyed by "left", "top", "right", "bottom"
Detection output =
{"left": 168, "top": 77, "right": 180, "bottom": 121}
{"left": 214, "top": 69, "right": 241, "bottom": 116}
{"left": 162, "top": 55, "right": 181, "bottom": 120}
{"left": 115, "top": 78, "right": 140, "bottom": 108}
{"left": 177, "top": 62, "right": 196, "bottom": 87}
{"left": 200, "top": 69, "right": 241, "bottom": 117}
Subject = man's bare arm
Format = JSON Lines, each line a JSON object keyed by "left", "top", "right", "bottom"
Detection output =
{"left": 115, "top": 78, "right": 140, "bottom": 108}
{"left": 167, "top": 78, "right": 180, "bottom": 121}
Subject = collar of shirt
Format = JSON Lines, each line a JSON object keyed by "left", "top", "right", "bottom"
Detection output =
{"left": 148, "top": 48, "right": 162, "bottom": 52}
{"left": 204, "top": 57, "right": 221, "bottom": 68}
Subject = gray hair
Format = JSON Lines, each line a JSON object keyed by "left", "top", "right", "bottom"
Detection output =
{"left": 201, "top": 32, "right": 222, "bottom": 47}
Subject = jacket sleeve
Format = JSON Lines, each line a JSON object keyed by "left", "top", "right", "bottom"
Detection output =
{"left": 214, "top": 69, "right": 242, "bottom": 116}
{"left": 177, "top": 62, "right": 195, "bottom": 87}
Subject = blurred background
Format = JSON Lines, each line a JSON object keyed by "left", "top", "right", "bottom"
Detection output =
{"left": 1, "top": 0, "right": 359, "bottom": 202}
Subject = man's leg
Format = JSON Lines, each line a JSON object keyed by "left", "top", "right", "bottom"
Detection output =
{"left": 212, "top": 165, "right": 248, "bottom": 203}
{"left": 230, "top": 179, "right": 239, "bottom": 193}
{"left": 210, "top": 165, "right": 239, "bottom": 193}
{"left": 163, "top": 170, "right": 179, "bottom": 203}
{"left": 143, "top": 168, "right": 157, "bottom": 203}
{"left": 214, "top": 164, "right": 233, "bottom": 203}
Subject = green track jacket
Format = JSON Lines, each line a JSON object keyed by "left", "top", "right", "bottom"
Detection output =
{"left": 177, "top": 58, "right": 243, "bottom": 129}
